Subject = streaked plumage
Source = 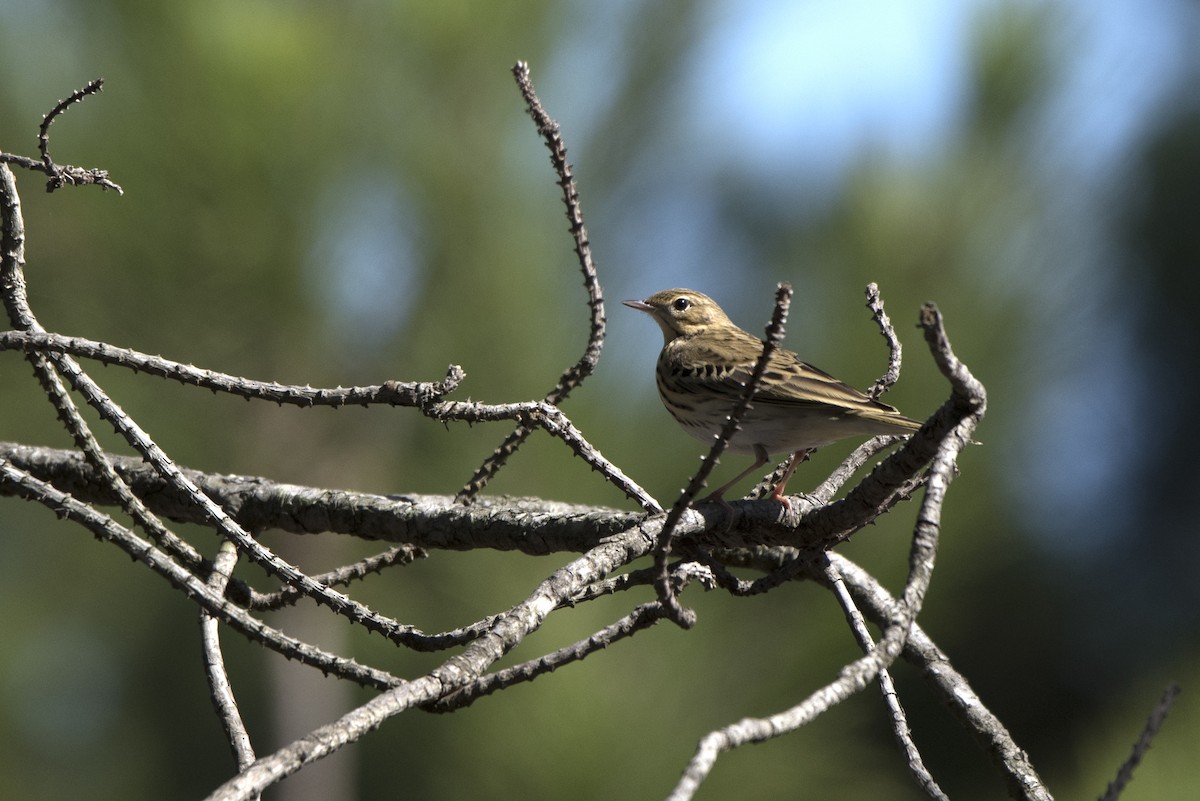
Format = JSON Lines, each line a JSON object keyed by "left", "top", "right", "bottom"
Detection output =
{"left": 624, "top": 288, "right": 921, "bottom": 503}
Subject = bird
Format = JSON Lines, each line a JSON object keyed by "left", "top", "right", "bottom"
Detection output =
{"left": 624, "top": 288, "right": 922, "bottom": 505}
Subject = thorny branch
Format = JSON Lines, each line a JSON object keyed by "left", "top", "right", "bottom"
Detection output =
{"left": 865, "top": 281, "right": 903, "bottom": 399}
{"left": 0, "top": 329, "right": 466, "bottom": 406}
{"left": 822, "top": 555, "right": 948, "bottom": 801}
{"left": 1099, "top": 683, "right": 1182, "bottom": 801}
{"left": 0, "top": 78, "right": 122, "bottom": 193}
{"left": 455, "top": 60, "right": 607, "bottom": 504}
{"left": 0, "top": 69, "right": 1167, "bottom": 801}
{"left": 825, "top": 554, "right": 1054, "bottom": 801}
{"left": 202, "top": 541, "right": 258, "bottom": 773}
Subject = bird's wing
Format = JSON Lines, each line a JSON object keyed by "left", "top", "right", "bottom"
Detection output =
{"left": 760, "top": 350, "right": 890, "bottom": 410}
{"left": 666, "top": 334, "right": 915, "bottom": 425}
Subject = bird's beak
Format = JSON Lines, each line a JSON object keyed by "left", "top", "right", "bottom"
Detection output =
{"left": 622, "top": 299, "right": 653, "bottom": 313}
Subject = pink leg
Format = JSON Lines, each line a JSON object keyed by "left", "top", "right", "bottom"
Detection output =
{"left": 703, "top": 444, "right": 769, "bottom": 503}
{"left": 769, "top": 449, "right": 814, "bottom": 506}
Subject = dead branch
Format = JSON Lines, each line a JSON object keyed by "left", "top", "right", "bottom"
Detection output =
{"left": 2, "top": 66, "right": 1154, "bottom": 801}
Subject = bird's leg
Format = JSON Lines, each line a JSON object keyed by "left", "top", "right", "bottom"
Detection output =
{"left": 769, "top": 448, "right": 814, "bottom": 506}
{"left": 703, "top": 444, "right": 770, "bottom": 504}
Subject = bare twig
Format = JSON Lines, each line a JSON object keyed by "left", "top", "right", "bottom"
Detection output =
{"left": 567, "top": 560, "right": 716, "bottom": 606}
{"left": 712, "top": 542, "right": 1054, "bottom": 801}
{"left": 865, "top": 282, "right": 903, "bottom": 399}
{"left": 429, "top": 398, "right": 661, "bottom": 512}
{"left": 202, "top": 540, "right": 258, "bottom": 774}
{"left": 0, "top": 329, "right": 465, "bottom": 407}
{"left": 427, "top": 601, "right": 668, "bottom": 712}
{"left": 0, "top": 150, "right": 123, "bottom": 193}
{"left": 0, "top": 428, "right": 943, "bottom": 558}
{"left": 456, "top": 60, "right": 607, "bottom": 503}
{"left": 822, "top": 555, "right": 948, "bottom": 801}
{"left": 0, "top": 80, "right": 122, "bottom": 193}
{"left": 1, "top": 166, "right": 31, "bottom": 324}
{"left": 919, "top": 302, "right": 987, "bottom": 416}
{"left": 827, "top": 553, "right": 1055, "bottom": 801}
{"left": 248, "top": 545, "right": 426, "bottom": 611}
{"left": 39, "top": 79, "right": 105, "bottom": 187}
{"left": 1098, "top": 683, "right": 1181, "bottom": 801}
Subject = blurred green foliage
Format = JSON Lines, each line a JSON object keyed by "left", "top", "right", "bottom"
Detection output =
{"left": 1, "top": 1, "right": 1198, "bottom": 799}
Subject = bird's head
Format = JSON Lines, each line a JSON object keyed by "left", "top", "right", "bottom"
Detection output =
{"left": 623, "top": 288, "right": 732, "bottom": 342}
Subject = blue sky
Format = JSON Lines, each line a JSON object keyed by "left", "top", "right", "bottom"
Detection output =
{"left": 691, "top": 0, "right": 972, "bottom": 181}
{"left": 683, "top": 0, "right": 1196, "bottom": 180}
{"left": 700, "top": 0, "right": 1190, "bottom": 175}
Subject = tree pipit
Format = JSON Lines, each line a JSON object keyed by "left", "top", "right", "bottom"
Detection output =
{"left": 625, "top": 288, "right": 921, "bottom": 505}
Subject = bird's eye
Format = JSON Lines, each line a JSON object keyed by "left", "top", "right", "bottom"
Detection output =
{"left": 671, "top": 297, "right": 691, "bottom": 312}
